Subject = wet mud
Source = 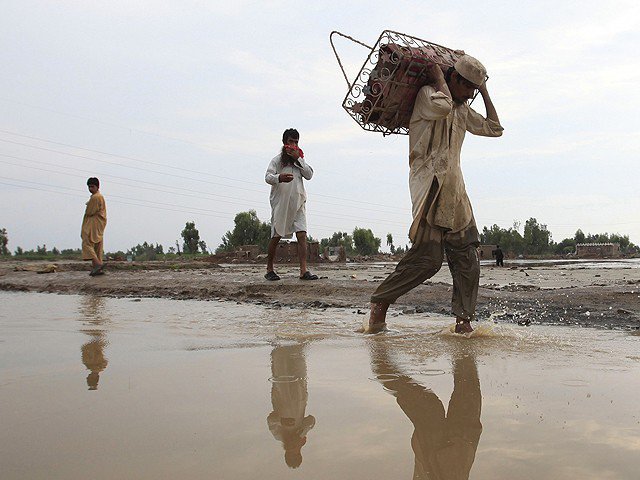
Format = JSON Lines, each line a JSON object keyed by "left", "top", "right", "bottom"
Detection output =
{"left": 0, "top": 259, "right": 638, "bottom": 330}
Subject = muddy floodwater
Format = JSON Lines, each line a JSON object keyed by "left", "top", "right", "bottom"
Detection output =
{"left": 2, "top": 292, "right": 640, "bottom": 479}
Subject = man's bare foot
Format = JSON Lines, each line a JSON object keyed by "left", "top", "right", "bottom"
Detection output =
{"left": 362, "top": 302, "right": 390, "bottom": 334}
{"left": 455, "top": 317, "right": 474, "bottom": 334}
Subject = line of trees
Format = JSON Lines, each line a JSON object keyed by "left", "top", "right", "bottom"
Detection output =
{"left": 0, "top": 221, "right": 212, "bottom": 260}
{"left": 480, "top": 218, "right": 639, "bottom": 255}
{"left": 2, "top": 215, "right": 638, "bottom": 260}
{"left": 318, "top": 228, "right": 388, "bottom": 256}
{"left": 214, "top": 211, "right": 388, "bottom": 257}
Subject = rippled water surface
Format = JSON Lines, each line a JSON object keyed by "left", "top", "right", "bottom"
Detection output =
{"left": 1, "top": 292, "right": 639, "bottom": 479}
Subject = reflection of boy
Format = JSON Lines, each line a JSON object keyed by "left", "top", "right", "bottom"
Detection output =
{"left": 81, "top": 336, "right": 108, "bottom": 390}
{"left": 266, "top": 344, "right": 316, "bottom": 469}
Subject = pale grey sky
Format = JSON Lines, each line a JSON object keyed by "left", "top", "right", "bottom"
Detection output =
{"left": 1, "top": 0, "right": 639, "bottom": 253}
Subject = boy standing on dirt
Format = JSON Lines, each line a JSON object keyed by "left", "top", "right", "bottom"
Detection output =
{"left": 264, "top": 129, "right": 318, "bottom": 281}
{"left": 81, "top": 177, "right": 107, "bottom": 277}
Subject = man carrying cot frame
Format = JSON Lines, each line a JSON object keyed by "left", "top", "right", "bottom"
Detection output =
{"left": 364, "top": 55, "right": 503, "bottom": 334}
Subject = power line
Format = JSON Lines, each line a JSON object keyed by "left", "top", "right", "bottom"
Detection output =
{"left": 0, "top": 180, "right": 232, "bottom": 220}
{"left": 0, "top": 128, "right": 259, "bottom": 186}
{"left": 0, "top": 178, "right": 411, "bottom": 237}
{"left": 0, "top": 151, "right": 407, "bottom": 216}
{"left": 0, "top": 96, "right": 245, "bottom": 156}
{"left": 0, "top": 129, "right": 409, "bottom": 212}
{"left": 0, "top": 157, "right": 410, "bottom": 227}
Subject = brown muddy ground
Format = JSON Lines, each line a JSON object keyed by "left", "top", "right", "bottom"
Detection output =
{"left": 1, "top": 259, "right": 639, "bottom": 330}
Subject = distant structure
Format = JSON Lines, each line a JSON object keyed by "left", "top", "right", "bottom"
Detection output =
{"left": 229, "top": 242, "right": 320, "bottom": 263}
{"left": 323, "top": 245, "right": 346, "bottom": 262}
{"left": 235, "top": 245, "right": 261, "bottom": 259}
{"left": 575, "top": 242, "right": 620, "bottom": 258}
{"left": 275, "top": 241, "right": 320, "bottom": 264}
{"left": 478, "top": 245, "right": 497, "bottom": 260}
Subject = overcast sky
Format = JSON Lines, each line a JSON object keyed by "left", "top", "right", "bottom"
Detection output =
{"left": 1, "top": 0, "right": 639, "bottom": 253}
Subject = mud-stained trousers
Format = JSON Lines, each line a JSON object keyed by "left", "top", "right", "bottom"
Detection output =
{"left": 370, "top": 219, "right": 480, "bottom": 321}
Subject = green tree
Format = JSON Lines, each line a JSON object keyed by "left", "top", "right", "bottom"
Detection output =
{"left": 353, "top": 227, "right": 381, "bottom": 256}
{"left": 523, "top": 218, "right": 551, "bottom": 255}
{"left": 181, "top": 221, "right": 201, "bottom": 254}
{"left": 554, "top": 237, "right": 576, "bottom": 255}
{"left": 198, "top": 240, "right": 209, "bottom": 254}
{"left": 609, "top": 233, "right": 634, "bottom": 253}
{"left": 574, "top": 229, "right": 585, "bottom": 244}
{"left": 319, "top": 231, "right": 354, "bottom": 255}
{"left": 216, "top": 210, "right": 271, "bottom": 253}
{"left": 480, "top": 222, "right": 524, "bottom": 255}
{"left": 14, "top": 246, "right": 23, "bottom": 256}
{"left": 386, "top": 233, "right": 395, "bottom": 254}
{"left": 128, "top": 242, "right": 163, "bottom": 260}
{"left": 0, "top": 228, "right": 9, "bottom": 256}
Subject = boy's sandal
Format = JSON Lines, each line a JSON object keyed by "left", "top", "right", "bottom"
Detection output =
{"left": 89, "top": 265, "right": 104, "bottom": 276}
{"left": 264, "top": 271, "right": 281, "bottom": 281}
{"left": 300, "top": 271, "right": 318, "bottom": 280}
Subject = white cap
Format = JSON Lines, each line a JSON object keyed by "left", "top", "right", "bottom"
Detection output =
{"left": 454, "top": 54, "right": 487, "bottom": 86}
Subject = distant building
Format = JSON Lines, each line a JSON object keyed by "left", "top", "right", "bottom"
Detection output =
{"left": 478, "top": 245, "right": 497, "bottom": 260}
{"left": 575, "top": 242, "right": 620, "bottom": 258}
{"left": 275, "top": 241, "right": 320, "bottom": 264}
{"left": 323, "top": 246, "right": 346, "bottom": 262}
{"left": 235, "top": 245, "right": 261, "bottom": 259}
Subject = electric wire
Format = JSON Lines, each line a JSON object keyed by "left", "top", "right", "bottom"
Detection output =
{"left": 0, "top": 161, "right": 410, "bottom": 227}
{"left": 0, "top": 178, "right": 411, "bottom": 238}
{"left": 0, "top": 130, "right": 408, "bottom": 212}
{"left": 0, "top": 151, "right": 407, "bottom": 216}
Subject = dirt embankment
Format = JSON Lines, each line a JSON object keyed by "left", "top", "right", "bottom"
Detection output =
{"left": 1, "top": 260, "right": 639, "bottom": 330}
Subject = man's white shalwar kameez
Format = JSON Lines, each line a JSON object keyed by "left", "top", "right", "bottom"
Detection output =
{"left": 265, "top": 154, "right": 314, "bottom": 239}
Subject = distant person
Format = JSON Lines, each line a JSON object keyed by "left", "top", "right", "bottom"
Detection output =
{"left": 81, "top": 177, "right": 107, "bottom": 276}
{"left": 364, "top": 55, "right": 503, "bottom": 334}
{"left": 264, "top": 128, "right": 318, "bottom": 281}
{"left": 492, "top": 245, "right": 504, "bottom": 267}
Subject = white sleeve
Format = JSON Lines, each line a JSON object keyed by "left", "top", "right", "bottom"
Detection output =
{"left": 265, "top": 158, "right": 280, "bottom": 185}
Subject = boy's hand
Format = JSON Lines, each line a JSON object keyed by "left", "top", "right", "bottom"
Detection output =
{"left": 279, "top": 173, "right": 294, "bottom": 183}
{"left": 285, "top": 147, "right": 299, "bottom": 160}
{"left": 284, "top": 145, "right": 303, "bottom": 160}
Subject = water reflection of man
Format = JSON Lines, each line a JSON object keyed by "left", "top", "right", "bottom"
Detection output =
{"left": 78, "top": 296, "right": 109, "bottom": 390}
{"left": 267, "top": 343, "right": 316, "bottom": 469}
{"left": 81, "top": 336, "right": 108, "bottom": 390}
{"left": 370, "top": 341, "right": 482, "bottom": 479}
